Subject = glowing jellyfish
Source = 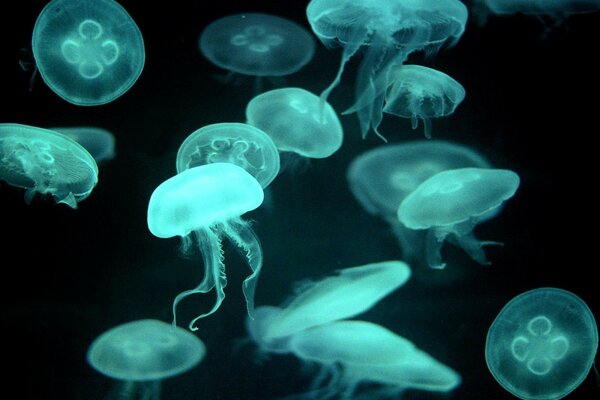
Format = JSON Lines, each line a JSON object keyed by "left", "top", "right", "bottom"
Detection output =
{"left": 306, "top": 0, "right": 468, "bottom": 139}
{"left": 32, "top": 0, "right": 145, "bottom": 105}
{"left": 87, "top": 319, "right": 206, "bottom": 399}
{"left": 380, "top": 64, "right": 465, "bottom": 139}
{"left": 0, "top": 123, "right": 98, "bottom": 208}
{"left": 473, "top": 0, "right": 600, "bottom": 25}
{"left": 347, "top": 140, "right": 492, "bottom": 264}
{"left": 176, "top": 123, "right": 280, "bottom": 189}
{"left": 147, "top": 163, "right": 264, "bottom": 330}
{"left": 199, "top": 13, "right": 315, "bottom": 80}
{"left": 398, "top": 168, "right": 520, "bottom": 269}
{"left": 245, "top": 87, "right": 343, "bottom": 159}
{"left": 52, "top": 126, "right": 116, "bottom": 164}
{"left": 486, "top": 288, "right": 598, "bottom": 400}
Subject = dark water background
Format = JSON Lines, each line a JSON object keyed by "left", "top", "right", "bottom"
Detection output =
{"left": 1, "top": 1, "right": 599, "bottom": 399}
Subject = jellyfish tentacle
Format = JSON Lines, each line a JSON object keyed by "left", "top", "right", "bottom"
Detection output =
{"left": 452, "top": 231, "right": 503, "bottom": 266}
{"left": 425, "top": 228, "right": 447, "bottom": 269}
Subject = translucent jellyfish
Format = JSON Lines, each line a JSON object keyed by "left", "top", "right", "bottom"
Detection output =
{"left": 52, "top": 126, "right": 116, "bottom": 164}
{"left": 473, "top": 0, "right": 600, "bottom": 26}
{"left": 32, "top": 0, "right": 145, "bottom": 105}
{"left": 199, "top": 13, "right": 315, "bottom": 86}
{"left": 245, "top": 87, "right": 343, "bottom": 159}
{"left": 0, "top": 123, "right": 98, "bottom": 208}
{"left": 347, "top": 140, "right": 492, "bottom": 264}
{"left": 486, "top": 288, "right": 598, "bottom": 400}
{"left": 176, "top": 123, "right": 280, "bottom": 189}
{"left": 147, "top": 163, "right": 264, "bottom": 330}
{"left": 397, "top": 168, "right": 520, "bottom": 269}
{"left": 380, "top": 64, "right": 466, "bottom": 139}
{"left": 87, "top": 319, "right": 206, "bottom": 399}
{"left": 306, "top": 0, "right": 468, "bottom": 139}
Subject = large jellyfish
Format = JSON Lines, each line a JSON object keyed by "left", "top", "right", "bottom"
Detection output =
{"left": 176, "top": 123, "right": 280, "bottom": 188}
{"left": 31, "top": 0, "right": 145, "bottom": 105}
{"left": 0, "top": 123, "right": 98, "bottom": 208}
{"left": 147, "top": 163, "right": 264, "bottom": 330}
{"left": 52, "top": 126, "right": 116, "bottom": 164}
{"left": 347, "top": 140, "right": 492, "bottom": 265}
{"left": 486, "top": 288, "right": 598, "bottom": 400}
{"left": 87, "top": 319, "right": 206, "bottom": 400}
{"left": 397, "top": 168, "right": 520, "bottom": 269}
{"left": 306, "top": 0, "right": 468, "bottom": 140}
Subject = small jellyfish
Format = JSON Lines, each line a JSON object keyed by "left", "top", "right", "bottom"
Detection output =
{"left": 52, "top": 126, "right": 116, "bottom": 164}
{"left": 31, "top": 0, "right": 145, "bottom": 105}
{"left": 147, "top": 163, "right": 264, "bottom": 330}
{"left": 0, "top": 123, "right": 98, "bottom": 208}
{"left": 486, "top": 288, "right": 598, "bottom": 400}
{"left": 245, "top": 87, "right": 343, "bottom": 160}
{"left": 397, "top": 168, "right": 520, "bottom": 269}
{"left": 347, "top": 140, "right": 492, "bottom": 264}
{"left": 306, "top": 0, "right": 468, "bottom": 139}
{"left": 199, "top": 13, "right": 315, "bottom": 87}
{"left": 176, "top": 123, "right": 280, "bottom": 189}
{"left": 87, "top": 319, "right": 206, "bottom": 400}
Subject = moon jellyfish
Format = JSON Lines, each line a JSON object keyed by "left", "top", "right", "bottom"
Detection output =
{"left": 486, "top": 288, "right": 598, "bottom": 400}
{"left": 0, "top": 123, "right": 98, "bottom": 208}
{"left": 380, "top": 64, "right": 466, "bottom": 139}
{"left": 52, "top": 126, "right": 116, "bottom": 164}
{"left": 245, "top": 87, "right": 343, "bottom": 159}
{"left": 306, "top": 0, "right": 468, "bottom": 140}
{"left": 32, "top": 0, "right": 145, "bottom": 105}
{"left": 474, "top": 0, "right": 600, "bottom": 26}
{"left": 147, "top": 163, "right": 264, "bottom": 330}
{"left": 87, "top": 319, "right": 206, "bottom": 400}
{"left": 347, "top": 141, "right": 492, "bottom": 264}
{"left": 398, "top": 168, "right": 520, "bottom": 269}
{"left": 176, "top": 123, "right": 280, "bottom": 188}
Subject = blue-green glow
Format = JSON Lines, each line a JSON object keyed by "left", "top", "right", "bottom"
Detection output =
{"left": 486, "top": 288, "right": 598, "bottom": 400}
{"left": 32, "top": 0, "right": 145, "bottom": 105}
{"left": 0, "top": 123, "right": 98, "bottom": 208}
{"left": 147, "top": 163, "right": 264, "bottom": 330}
{"left": 52, "top": 126, "right": 116, "bottom": 164}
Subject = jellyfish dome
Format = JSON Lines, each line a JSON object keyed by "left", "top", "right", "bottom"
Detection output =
{"left": 52, "top": 126, "right": 116, "bottom": 164}
{"left": 476, "top": 0, "right": 600, "bottom": 17}
{"left": 31, "top": 0, "right": 145, "bottom": 106}
{"left": 245, "top": 87, "right": 343, "bottom": 158}
{"left": 398, "top": 168, "right": 520, "bottom": 269}
{"left": 199, "top": 13, "right": 315, "bottom": 78}
{"left": 147, "top": 163, "right": 264, "bottom": 330}
{"left": 176, "top": 123, "right": 280, "bottom": 188}
{"left": 0, "top": 123, "right": 98, "bottom": 208}
{"left": 486, "top": 288, "right": 598, "bottom": 400}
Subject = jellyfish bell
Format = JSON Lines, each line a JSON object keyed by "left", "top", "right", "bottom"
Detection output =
{"left": 51, "top": 126, "right": 116, "bottom": 164}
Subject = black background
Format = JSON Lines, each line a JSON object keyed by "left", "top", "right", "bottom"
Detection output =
{"left": 1, "top": 1, "right": 599, "bottom": 399}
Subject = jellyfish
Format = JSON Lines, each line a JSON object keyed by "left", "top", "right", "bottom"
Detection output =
{"left": 379, "top": 64, "right": 466, "bottom": 139}
{"left": 0, "top": 123, "right": 98, "bottom": 208}
{"left": 87, "top": 319, "right": 206, "bottom": 400}
{"left": 306, "top": 0, "right": 468, "bottom": 140}
{"left": 245, "top": 87, "right": 343, "bottom": 162}
{"left": 397, "top": 167, "right": 520, "bottom": 269}
{"left": 31, "top": 0, "right": 145, "bottom": 105}
{"left": 176, "top": 123, "right": 280, "bottom": 189}
{"left": 199, "top": 13, "right": 315, "bottom": 91}
{"left": 486, "top": 288, "right": 598, "bottom": 400}
{"left": 147, "top": 163, "right": 264, "bottom": 330}
{"left": 347, "top": 140, "right": 492, "bottom": 264}
{"left": 52, "top": 126, "right": 116, "bottom": 164}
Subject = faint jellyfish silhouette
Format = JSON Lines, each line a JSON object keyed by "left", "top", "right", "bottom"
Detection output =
{"left": 0, "top": 123, "right": 98, "bottom": 208}
{"left": 147, "top": 163, "right": 264, "bottom": 330}
{"left": 199, "top": 13, "right": 315, "bottom": 91}
{"left": 87, "top": 319, "right": 206, "bottom": 400}
{"left": 176, "top": 122, "right": 280, "bottom": 189}
{"left": 32, "top": 0, "right": 145, "bottom": 105}
{"left": 347, "top": 140, "right": 492, "bottom": 265}
{"left": 486, "top": 288, "right": 598, "bottom": 400}
{"left": 397, "top": 167, "right": 520, "bottom": 269}
{"left": 52, "top": 126, "right": 116, "bottom": 164}
{"left": 306, "top": 0, "right": 468, "bottom": 140}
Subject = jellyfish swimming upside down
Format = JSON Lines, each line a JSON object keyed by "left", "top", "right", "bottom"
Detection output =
{"left": 147, "top": 163, "right": 264, "bottom": 331}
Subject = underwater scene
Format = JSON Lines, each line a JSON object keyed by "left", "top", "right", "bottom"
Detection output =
{"left": 1, "top": 1, "right": 599, "bottom": 399}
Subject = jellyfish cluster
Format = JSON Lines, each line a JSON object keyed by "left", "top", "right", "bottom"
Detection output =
{"left": 2, "top": 1, "right": 599, "bottom": 400}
